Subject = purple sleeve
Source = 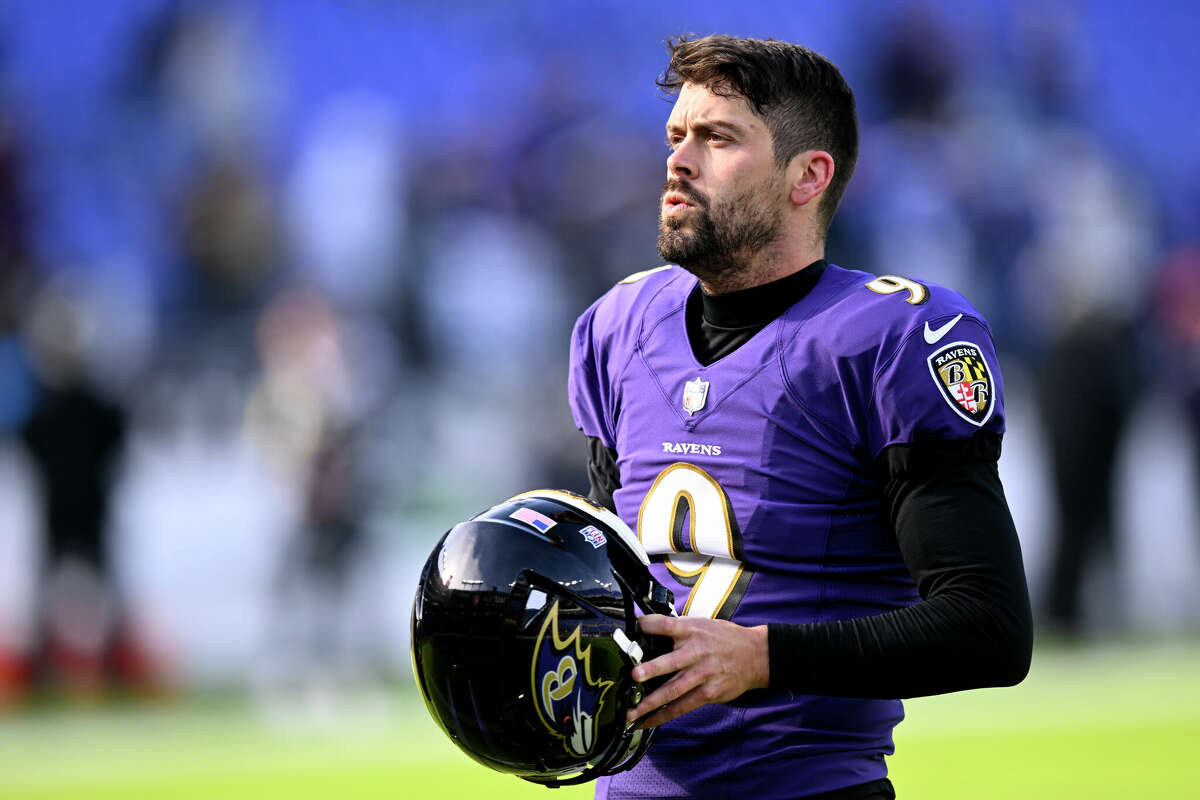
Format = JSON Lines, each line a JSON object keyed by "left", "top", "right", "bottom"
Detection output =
{"left": 568, "top": 304, "right": 616, "bottom": 449}
{"left": 867, "top": 315, "right": 1006, "bottom": 459}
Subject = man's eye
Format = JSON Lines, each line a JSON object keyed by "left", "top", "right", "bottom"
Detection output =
{"left": 707, "top": 132, "right": 726, "bottom": 143}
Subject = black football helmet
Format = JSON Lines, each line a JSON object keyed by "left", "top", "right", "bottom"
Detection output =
{"left": 410, "top": 489, "right": 675, "bottom": 787}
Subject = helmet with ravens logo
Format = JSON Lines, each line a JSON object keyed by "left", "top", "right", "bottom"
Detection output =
{"left": 410, "top": 489, "right": 675, "bottom": 786}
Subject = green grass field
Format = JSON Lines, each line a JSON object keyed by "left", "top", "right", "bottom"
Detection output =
{"left": 1, "top": 638, "right": 1198, "bottom": 799}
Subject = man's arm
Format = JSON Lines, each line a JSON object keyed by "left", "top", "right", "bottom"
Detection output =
{"left": 624, "top": 433, "right": 1033, "bottom": 726}
{"left": 585, "top": 435, "right": 621, "bottom": 512}
{"left": 767, "top": 435, "right": 1033, "bottom": 698}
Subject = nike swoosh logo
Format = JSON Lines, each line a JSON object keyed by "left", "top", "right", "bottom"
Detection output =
{"left": 924, "top": 313, "right": 963, "bottom": 345}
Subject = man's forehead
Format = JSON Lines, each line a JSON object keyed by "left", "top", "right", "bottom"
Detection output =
{"left": 666, "top": 82, "right": 761, "bottom": 129}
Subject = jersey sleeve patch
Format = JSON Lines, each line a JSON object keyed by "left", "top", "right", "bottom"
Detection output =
{"left": 866, "top": 311, "right": 1005, "bottom": 458}
{"left": 927, "top": 340, "right": 995, "bottom": 426}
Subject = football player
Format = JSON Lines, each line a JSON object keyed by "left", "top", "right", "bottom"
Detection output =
{"left": 569, "top": 35, "right": 1032, "bottom": 799}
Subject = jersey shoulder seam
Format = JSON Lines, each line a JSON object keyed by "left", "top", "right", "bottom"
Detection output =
{"left": 869, "top": 310, "right": 992, "bottom": 396}
{"left": 775, "top": 271, "right": 865, "bottom": 451}
{"left": 606, "top": 269, "right": 691, "bottom": 406}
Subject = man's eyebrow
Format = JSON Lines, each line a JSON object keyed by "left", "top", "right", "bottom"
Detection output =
{"left": 665, "top": 118, "right": 747, "bottom": 136}
{"left": 699, "top": 118, "right": 747, "bottom": 135}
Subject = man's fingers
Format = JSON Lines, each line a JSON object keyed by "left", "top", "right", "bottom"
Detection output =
{"left": 631, "top": 646, "right": 688, "bottom": 683}
{"left": 622, "top": 617, "right": 769, "bottom": 728}
{"left": 627, "top": 668, "right": 698, "bottom": 723}
{"left": 635, "top": 686, "right": 707, "bottom": 729}
{"left": 631, "top": 615, "right": 693, "bottom": 682}
{"left": 636, "top": 614, "right": 680, "bottom": 636}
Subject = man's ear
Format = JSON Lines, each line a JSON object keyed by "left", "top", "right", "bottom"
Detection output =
{"left": 788, "top": 150, "right": 835, "bottom": 208}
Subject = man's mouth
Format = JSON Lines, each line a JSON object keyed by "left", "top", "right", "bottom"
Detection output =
{"left": 662, "top": 192, "right": 697, "bottom": 215}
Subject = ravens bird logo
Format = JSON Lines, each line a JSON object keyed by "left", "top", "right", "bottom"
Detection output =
{"left": 530, "top": 600, "right": 615, "bottom": 756}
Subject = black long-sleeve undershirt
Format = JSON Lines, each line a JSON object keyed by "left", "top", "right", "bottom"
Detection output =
{"left": 767, "top": 436, "right": 1032, "bottom": 698}
{"left": 585, "top": 433, "right": 1032, "bottom": 698}
{"left": 581, "top": 262, "right": 1032, "bottom": 699}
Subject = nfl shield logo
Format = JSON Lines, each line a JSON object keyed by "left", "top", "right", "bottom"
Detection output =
{"left": 578, "top": 524, "right": 607, "bottom": 549}
{"left": 682, "top": 378, "right": 710, "bottom": 416}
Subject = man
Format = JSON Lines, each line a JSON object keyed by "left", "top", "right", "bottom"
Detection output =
{"left": 568, "top": 35, "right": 1032, "bottom": 799}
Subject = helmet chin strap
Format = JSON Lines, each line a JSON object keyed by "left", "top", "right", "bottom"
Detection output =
{"left": 611, "top": 627, "right": 644, "bottom": 664}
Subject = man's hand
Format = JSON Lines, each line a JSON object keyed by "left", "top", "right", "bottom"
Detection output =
{"left": 627, "top": 614, "right": 769, "bottom": 729}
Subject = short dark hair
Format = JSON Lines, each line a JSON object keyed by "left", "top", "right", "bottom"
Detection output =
{"left": 658, "top": 34, "right": 859, "bottom": 233}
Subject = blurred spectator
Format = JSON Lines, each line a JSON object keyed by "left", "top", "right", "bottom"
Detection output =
{"left": 1020, "top": 132, "right": 1153, "bottom": 635}
{"left": 19, "top": 284, "right": 134, "bottom": 697}
{"left": 249, "top": 289, "right": 372, "bottom": 696}
{"left": 847, "top": 6, "right": 1163, "bottom": 636}
{"left": 1010, "top": 11, "right": 1154, "bottom": 635}
{"left": 179, "top": 156, "right": 279, "bottom": 319}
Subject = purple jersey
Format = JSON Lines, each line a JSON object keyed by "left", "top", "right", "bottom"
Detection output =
{"left": 568, "top": 264, "right": 1005, "bottom": 799}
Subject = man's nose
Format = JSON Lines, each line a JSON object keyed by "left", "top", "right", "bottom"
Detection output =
{"left": 667, "top": 137, "right": 696, "bottom": 179}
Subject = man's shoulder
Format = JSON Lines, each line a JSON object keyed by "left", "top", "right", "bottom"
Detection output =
{"left": 804, "top": 264, "right": 992, "bottom": 358}
{"left": 576, "top": 264, "right": 693, "bottom": 339}
{"left": 612, "top": 264, "right": 681, "bottom": 289}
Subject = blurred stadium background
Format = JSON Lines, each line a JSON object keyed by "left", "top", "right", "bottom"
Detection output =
{"left": 0, "top": 0, "right": 1197, "bottom": 797}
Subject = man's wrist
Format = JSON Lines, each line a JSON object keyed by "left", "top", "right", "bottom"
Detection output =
{"left": 750, "top": 624, "right": 771, "bottom": 689}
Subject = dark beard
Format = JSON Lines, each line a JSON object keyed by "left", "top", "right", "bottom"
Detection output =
{"left": 657, "top": 179, "right": 783, "bottom": 287}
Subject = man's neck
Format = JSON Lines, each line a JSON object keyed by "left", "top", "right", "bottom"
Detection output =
{"left": 697, "top": 237, "right": 825, "bottom": 295}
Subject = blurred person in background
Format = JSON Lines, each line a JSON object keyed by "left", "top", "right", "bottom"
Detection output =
{"left": 1009, "top": 28, "right": 1153, "bottom": 638}
{"left": 19, "top": 283, "right": 135, "bottom": 698}
{"left": 0, "top": 78, "right": 149, "bottom": 701}
{"left": 110, "top": 4, "right": 293, "bottom": 690}
{"left": 249, "top": 288, "right": 379, "bottom": 702}
{"left": 851, "top": 6, "right": 1156, "bottom": 637}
